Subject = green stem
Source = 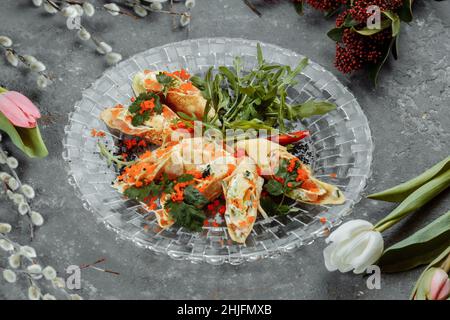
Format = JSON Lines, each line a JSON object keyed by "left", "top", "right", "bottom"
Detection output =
{"left": 374, "top": 216, "right": 402, "bottom": 233}
{"left": 441, "top": 253, "right": 450, "bottom": 273}
{"left": 0, "top": 86, "right": 7, "bottom": 94}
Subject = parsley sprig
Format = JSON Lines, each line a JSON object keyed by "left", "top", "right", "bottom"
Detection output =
{"left": 128, "top": 92, "right": 163, "bottom": 126}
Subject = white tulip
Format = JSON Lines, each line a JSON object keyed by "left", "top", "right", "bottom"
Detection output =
{"left": 3, "top": 269, "right": 17, "bottom": 283}
{"left": 0, "top": 223, "right": 12, "bottom": 233}
{"left": 105, "top": 52, "right": 122, "bottom": 65}
{"left": 96, "top": 42, "right": 112, "bottom": 55}
{"left": 5, "top": 51, "right": 19, "bottom": 67}
{"left": 323, "top": 219, "right": 384, "bottom": 274}
{"left": 32, "top": 0, "right": 43, "bottom": 7}
{"left": 43, "top": 2, "right": 58, "bottom": 14}
{"left": 83, "top": 2, "right": 95, "bottom": 17}
{"left": 104, "top": 3, "right": 120, "bottom": 16}
{"left": 0, "top": 35, "right": 13, "bottom": 47}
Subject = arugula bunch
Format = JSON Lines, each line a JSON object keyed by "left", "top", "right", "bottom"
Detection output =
{"left": 191, "top": 44, "right": 336, "bottom": 133}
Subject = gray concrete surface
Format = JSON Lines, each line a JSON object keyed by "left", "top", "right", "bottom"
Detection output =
{"left": 0, "top": 0, "right": 449, "bottom": 300}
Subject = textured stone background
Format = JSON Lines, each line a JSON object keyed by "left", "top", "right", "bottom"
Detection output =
{"left": 0, "top": 0, "right": 449, "bottom": 300}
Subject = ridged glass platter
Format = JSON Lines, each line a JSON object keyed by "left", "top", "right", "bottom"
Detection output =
{"left": 62, "top": 38, "right": 373, "bottom": 265}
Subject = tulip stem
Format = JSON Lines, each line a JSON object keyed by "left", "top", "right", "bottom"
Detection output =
{"left": 441, "top": 253, "right": 450, "bottom": 273}
{"left": 0, "top": 86, "right": 7, "bottom": 94}
{"left": 374, "top": 216, "right": 402, "bottom": 233}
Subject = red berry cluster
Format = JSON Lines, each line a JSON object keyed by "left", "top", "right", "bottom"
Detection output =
{"left": 335, "top": 28, "right": 391, "bottom": 73}
{"left": 305, "top": 0, "right": 347, "bottom": 12}
{"left": 332, "top": 0, "right": 403, "bottom": 73}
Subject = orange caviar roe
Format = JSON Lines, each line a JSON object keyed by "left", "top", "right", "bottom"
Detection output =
{"left": 90, "top": 129, "right": 106, "bottom": 137}
{"left": 139, "top": 98, "right": 155, "bottom": 114}
{"left": 287, "top": 158, "right": 298, "bottom": 172}
{"left": 164, "top": 69, "right": 191, "bottom": 81}
{"left": 124, "top": 139, "right": 138, "bottom": 150}
{"left": 302, "top": 179, "right": 319, "bottom": 192}
{"left": 296, "top": 167, "right": 309, "bottom": 182}
{"left": 319, "top": 217, "right": 327, "bottom": 224}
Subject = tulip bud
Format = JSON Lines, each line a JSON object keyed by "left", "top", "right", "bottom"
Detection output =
{"left": 413, "top": 267, "right": 450, "bottom": 300}
{"left": 323, "top": 219, "right": 384, "bottom": 274}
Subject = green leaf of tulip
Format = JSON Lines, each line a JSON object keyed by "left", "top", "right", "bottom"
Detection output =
{"left": 0, "top": 87, "right": 48, "bottom": 158}
{"left": 378, "top": 211, "right": 450, "bottom": 273}
{"left": 374, "top": 170, "right": 450, "bottom": 232}
{"left": 368, "top": 156, "right": 450, "bottom": 202}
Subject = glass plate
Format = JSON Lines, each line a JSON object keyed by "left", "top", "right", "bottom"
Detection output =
{"left": 62, "top": 38, "right": 373, "bottom": 265}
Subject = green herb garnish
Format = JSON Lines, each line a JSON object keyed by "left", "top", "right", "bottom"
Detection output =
{"left": 156, "top": 72, "right": 177, "bottom": 96}
{"left": 128, "top": 92, "right": 163, "bottom": 126}
{"left": 183, "top": 185, "right": 209, "bottom": 208}
{"left": 196, "top": 43, "right": 336, "bottom": 133}
{"left": 165, "top": 200, "right": 206, "bottom": 232}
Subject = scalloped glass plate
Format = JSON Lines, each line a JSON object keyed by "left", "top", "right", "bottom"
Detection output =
{"left": 62, "top": 38, "right": 373, "bottom": 265}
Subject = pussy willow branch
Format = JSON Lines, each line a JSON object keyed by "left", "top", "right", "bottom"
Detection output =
{"left": 121, "top": 0, "right": 191, "bottom": 17}
{"left": 0, "top": 46, "right": 52, "bottom": 82}
{"left": 0, "top": 233, "right": 73, "bottom": 300}
{"left": 44, "top": 0, "right": 112, "bottom": 48}
{"left": 0, "top": 147, "right": 36, "bottom": 241}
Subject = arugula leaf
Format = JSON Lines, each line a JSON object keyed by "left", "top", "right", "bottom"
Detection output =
{"left": 165, "top": 201, "right": 206, "bottom": 232}
{"left": 264, "top": 179, "right": 284, "bottom": 196}
{"left": 183, "top": 185, "right": 209, "bottom": 208}
{"left": 291, "top": 100, "right": 337, "bottom": 119}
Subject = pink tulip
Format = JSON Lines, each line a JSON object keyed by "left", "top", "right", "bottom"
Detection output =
{"left": 0, "top": 91, "right": 41, "bottom": 128}
{"left": 429, "top": 268, "right": 450, "bottom": 300}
